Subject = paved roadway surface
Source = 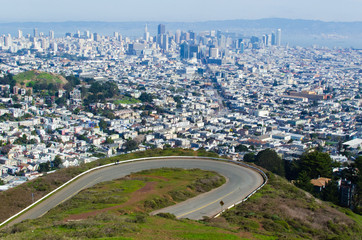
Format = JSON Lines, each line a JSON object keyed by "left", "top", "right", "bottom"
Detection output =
{"left": 9, "top": 158, "right": 264, "bottom": 225}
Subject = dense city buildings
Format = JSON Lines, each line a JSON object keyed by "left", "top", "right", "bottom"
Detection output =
{"left": 0, "top": 25, "right": 360, "bottom": 208}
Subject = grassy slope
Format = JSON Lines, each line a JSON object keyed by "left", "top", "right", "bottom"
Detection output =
{"left": 0, "top": 148, "right": 221, "bottom": 223}
{"left": 13, "top": 70, "right": 67, "bottom": 87}
{"left": 0, "top": 168, "right": 231, "bottom": 240}
{"left": 1, "top": 149, "right": 360, "bottom": 239}
{"left": 221, "top": 172, "right": 362, "bottom": 239}
{"left": 1, "top": 168, "right": 361, "bottom": 240}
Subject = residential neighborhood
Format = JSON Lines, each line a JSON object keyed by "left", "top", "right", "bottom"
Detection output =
{"left": 0, "top": 27, "right": 361, "bottom": 197}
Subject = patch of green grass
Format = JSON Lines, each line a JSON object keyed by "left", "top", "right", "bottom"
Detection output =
{"left": 51, "top": 179, "right": 145, "bottom": 216}
{"left": 125, "top": 216, "right": 243, "bottom": 240}
{"left": 14, "top": 70, "right": 66, "bottom": 86}
{"left": 0, "top": 148, "right": 225, "bottom": 224}
{"left": 0, "top": 168, "right": 230, "bottom": 240}
{"left": 114, "top": 97, "right": 141, "bottom": 105}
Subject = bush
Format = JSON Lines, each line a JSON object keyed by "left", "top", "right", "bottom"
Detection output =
{"left": 169, "top": 190, "right": 193, "bottom": 201}
{"left": 143, "top": 197, "right": 171, "bottom": 210}
{"left": 156, "top": 212, "right": 176, "bottom": 220}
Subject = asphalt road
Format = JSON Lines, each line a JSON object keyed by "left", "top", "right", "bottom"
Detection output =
{"left": 9, "top": 158, "right": 264, "bottom": 225}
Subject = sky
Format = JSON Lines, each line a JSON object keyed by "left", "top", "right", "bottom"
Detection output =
{"left": 0, "top": 0, "right": 361, "bottom": 22}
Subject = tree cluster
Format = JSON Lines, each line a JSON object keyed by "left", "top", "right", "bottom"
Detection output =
{"left": 84, "top": 81, "right": 119, "bottom": 104}
{"left": 38, "top": 155, "right": 62, "bottom": 172}
{"left": 0, "top": 73, "right": 16, "bottom": 90}
{"left": 253, "top": 148, "right": 285, "bottom": 177}
{"left": 123, "top": 140, "right": 138, "bottom": 152}
{"left": 139, "top": 92, "right": 154, "bottom": 103}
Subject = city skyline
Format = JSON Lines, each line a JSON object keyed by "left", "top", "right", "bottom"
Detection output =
{"left": 0, "top": 0, "right": 362, "bottom": 23}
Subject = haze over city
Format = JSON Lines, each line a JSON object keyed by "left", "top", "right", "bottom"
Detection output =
{"left": 1, "top": 0, "right": 362, "bottom": 22}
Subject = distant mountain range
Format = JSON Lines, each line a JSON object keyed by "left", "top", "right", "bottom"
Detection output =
{"left": 1, "top": 18, "right": 362, "bottom": 48}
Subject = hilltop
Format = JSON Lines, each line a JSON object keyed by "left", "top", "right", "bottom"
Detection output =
{"left": 13, "top": 70, "right": 68, "bottom": 89}
{"left": 0, "top": 148, "right": 221, "bottom": 223}
{"left": 0, "top": 150, "right": 360, "bottom": 239}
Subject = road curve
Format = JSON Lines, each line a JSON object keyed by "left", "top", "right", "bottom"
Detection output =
{"left": 8, "top": 157, "right": 264, "bottom": 225}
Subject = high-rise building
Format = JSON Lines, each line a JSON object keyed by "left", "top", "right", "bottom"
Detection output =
{"left": 144, "top": 24, "right": 149, "bottom": 42}
{"left": 158, "top": 24, "right": 165, "bottom": 35}
{"left": 180, "top": 42, "right": 189, "bottom": 59}
{"left": 272, "top": 32, "right": 277, "bottom": 45}
{"left": 49, "top": 30, "right": 54, "bottom": 40}
{"left": 189, "top": 31, "right": 196, "bottom": 40}
{"left": 276, "top": 29, "right": 282, "bottom": 46}
{"left": 18, "top": 30, "right": 23, "bottom": 39}
{"left": 175, "top": 30, "right": 181, "bottom": 44}
{"left": 267, "top": 34, "right": 272, "bottom": 46}
{"left": 189, "top": 45, "right": 199, "bottom": 59}
{"left": 85, "top": 30, "right": 91, "bottom": 39}
{"left": 4, "top": 34, "right": 12, "bottom": 47}
{"left": 33, "top": 28, "right": 38, "bottom": 38}
{"left": 50, "top": 42, "right": 58, "bottom": 52}
{"left": 162, "top": 34, "right": 168, "bottom": 51}
{"left": 93, "top": 33, "right": 101, "bottom": 42}
{"left": 240, "top": 42, "right": 244, "bottom": 53}
{"left": 209, "top": 47, "right": 219, "bottom": 58}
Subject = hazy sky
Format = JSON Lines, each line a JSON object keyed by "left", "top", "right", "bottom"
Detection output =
{"left": 1, "top": 0, "right": 361, "bottom": 22}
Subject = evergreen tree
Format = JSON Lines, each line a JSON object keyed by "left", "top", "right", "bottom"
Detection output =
{"left": 295, "top": 171, "right": 313, "bottom": 192}
{"left": 243, "top": 152, "right": 255, "bottom": 162}
{"left": 255, "top": 148, "right": 285, "bottom": 177}
{"left": 298, "top": 150, "right": 333, "bottom": 179}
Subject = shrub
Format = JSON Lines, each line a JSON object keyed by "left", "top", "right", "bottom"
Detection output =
{"left": 156, "top": 212, "right": 177, "bottom": 220}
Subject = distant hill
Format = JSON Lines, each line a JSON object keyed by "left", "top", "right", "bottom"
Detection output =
{"left": 13, "top": 70, "right": 68, "bottom": 89}
{"left": 1, "top": 19, "right": 362, "bottom": 47}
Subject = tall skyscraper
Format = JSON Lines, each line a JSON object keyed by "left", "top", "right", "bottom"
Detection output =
{"left": 240, "top": 42, "right": 244, "bottom": 53}
{"left": 144, "top": 24, "right": 149, "bottom": 42}
{"left": 33, "top": 28, "right": 38, "bottom": 38}
{"left": 162, "top": 34, "right": 168, "bottom": 51}
{"left": 175, "top": 30, "right": 181, "bottom": 44}
{"left": 276, "top": 29, "right": 282, "bottom": 46}
{"left": 18, "top": 30, "right": 23, "bottom": 39}
{"left": 85, "top": 30, "right": 91, "bottom": 39}
{"left": 4, "top": 34, "right": 12, "bottom": 47}
{"left": 180, "top": 42, "right": 189, "bottom": 59}
{"left": 267, "top": 34, "right": 272, "bottom": 46}
{"left": 158, "top": 24, "right": 165, "bottom": 35}
{"left": 271, "top": 32, "right": 276, "bottom": 45}
{"left": 49, "top": 30, "right": 54, "bottom": 40}
{"left": 93, "top": 33, "right": 100, "bottom": 42}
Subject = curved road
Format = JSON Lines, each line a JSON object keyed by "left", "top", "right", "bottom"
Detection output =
{"left": 9, "top": 158, "right": 264, "bottom": 225}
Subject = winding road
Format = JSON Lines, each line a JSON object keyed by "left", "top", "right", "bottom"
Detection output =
{"left": 6, "top": 157, "right": 264, "bottom": 226}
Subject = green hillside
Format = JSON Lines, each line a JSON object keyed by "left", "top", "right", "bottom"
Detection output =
{"left": 0, "top": 148, "right": 221, "bottom": 224}
{"left": 13, "top": 70, "right": 68, "bottom": 89}
{"left": 1, "top": 170, "right": 361, "bottom": 239}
